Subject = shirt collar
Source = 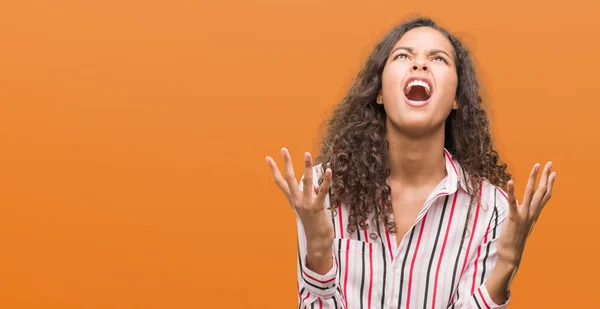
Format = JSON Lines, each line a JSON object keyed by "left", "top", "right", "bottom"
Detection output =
{"left": 443, "top": 148, "right": 469, "bottom": 194}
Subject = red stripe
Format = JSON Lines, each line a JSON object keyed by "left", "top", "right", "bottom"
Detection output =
{"left": 430, "top": 192, "right": 447, "bottom": 202}
{"left": 313, "top": 185, "right": 318, "bottom": 195}
{"left": 471, "top": 245, "right": 482, "bottom": 294}
{"left": 319, "top": 298, "right": 323, "bottom": 309}
{"left": 478, "top": 289, "right": 492, "bottom": 309}
{"left": 444, "top": 149, "right": 460, "bottom": 175}
{"left": 363, "top": 227, "right": 369, "bottom": 243}
{"left": 368, "top": 243, "right": 373, "bottom": 309}
{"left": 338, "top": 203, "right": 345, "bottom": 239}
{"left": 302, "top": 291, "right": 311, "bottom": 302}
{"left": 497, "top": 188, "right": 508, "bottom": 200}
{"left": 484, "top": 218, "right": 492, "bottom": 243}
{"left": 470, "top": 183, "right": 489, "bottom": 294}
{"left": 302, "top": 269, "right": 336, "bottom": 284}
{"left": 431, "top": 192, "right": 458, "bottom": 309}
{"left": 343, "top": 239, "right": 350, "bottom": 308}
{"left": 460, "top": 182, "right": 482, "bottom": 286}
{"left": 406, "top": 213, "right": 428, "bottom": 309}
{"left": 385, "top": 229, "right": 394, "bottom": 262}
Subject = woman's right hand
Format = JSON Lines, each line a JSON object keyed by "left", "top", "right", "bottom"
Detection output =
{"left": 265, "top": 148, "right": 335, "bottom": 261}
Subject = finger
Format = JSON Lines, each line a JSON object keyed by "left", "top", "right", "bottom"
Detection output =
{"left": 540, "top": 171, "right": 556, "bottom": 207}
{"left": 303, "top": 152, "right": 314, "bottom": 203}
{"left": 531, "top": 162, "right": 552, "bottom": 216}
{"left": 521, "top": 163, "right": 540, "bottom": 210}
{"left": 281, "top": 148, "right": 301, "bottom": 198}
{"left": 266, "top": 156, "right": 291, "bottom": 197}
{"left": 314, "top": 168, "right": 332, "bottom": 208}
{"left": 507, "top": 180, "right": 519, "bottom": 217}
{"left": 528, "top": 221, "right": 536, "bottom": 236}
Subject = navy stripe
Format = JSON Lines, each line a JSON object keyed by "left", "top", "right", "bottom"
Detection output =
{"left": 473, "top": 294, "right": 483, "bottom": 309}
{"left": 448, "top": 203, "right": 471, "bottom": 308}
{"left": 422, "top": 195, "right": 450, "bottom": 309}
{"left": 299, "top": 287, "right": 306, "bottom": 309}
{"left": 481, "top": 200, "right": 498, "bottom": 284}
{"left": 397, "top": 225, "right": 418, "bottom": 308}
{"left": 360, "top": 241, "right": 366, "bottom": 309}
{"left": 376, "top": 218, "right": 387, "bottom": 309}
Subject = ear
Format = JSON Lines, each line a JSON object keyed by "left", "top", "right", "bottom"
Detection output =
{"left": 452, "top": 100, "right": 458, "bottom": 110}
{"left": 377, "top": 93, "right": 383, "bottom": 105}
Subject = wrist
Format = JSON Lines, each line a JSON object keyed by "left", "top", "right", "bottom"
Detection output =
{"left": 485, "top": 259, "right": 518, "bottom": 305}
{"left": 496, "top": 257, "right": 520, "bottom": 273}
{"left": 305, "top": 238, "right": 334, "bottom": 275}
{"left": 488, "top": 258, "right": 519, "bottom": 292}
{"left": 306, "top": 235, "right": 333, "bottom": 256}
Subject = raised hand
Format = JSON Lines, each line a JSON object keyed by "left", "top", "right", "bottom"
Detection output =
{"left": 265, "top": 148, "right": 334, "bottom": 273}
{"left": 497, "top": 161, "right": 557, "bottom": 267}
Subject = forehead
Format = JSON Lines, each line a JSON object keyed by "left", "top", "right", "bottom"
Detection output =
{"left": 393, "top": 27, "right": 454, "bottom": 55}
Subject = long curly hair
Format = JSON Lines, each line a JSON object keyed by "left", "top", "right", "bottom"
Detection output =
{"left": 314, "top": 17, "right": 511, "bottom": 235}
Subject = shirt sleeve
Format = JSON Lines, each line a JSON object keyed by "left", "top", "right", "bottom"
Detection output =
{"left": 448, "top": 187, "right": 511, "bottom": 309}
{"left": 296, "top": 165, "right": 345, "bottom": 308}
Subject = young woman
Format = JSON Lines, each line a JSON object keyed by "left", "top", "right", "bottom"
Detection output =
{"left": 265, "top": 17, "right": 556, "bottom": 309}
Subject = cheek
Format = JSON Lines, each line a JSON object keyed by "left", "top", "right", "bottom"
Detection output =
{"left": 382, "top": 63, "right": 410, "bottom": 91}
{"left": 435, "top": 69, "right": 458, "bottom": 100}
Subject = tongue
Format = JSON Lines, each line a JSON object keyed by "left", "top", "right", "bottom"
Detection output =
{"left": 406, "top": 86, "right": 430, "bottom": 101}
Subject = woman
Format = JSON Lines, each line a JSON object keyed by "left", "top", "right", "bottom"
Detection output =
{"left": 265, "top": 17, "right": 556, "bottom": 309}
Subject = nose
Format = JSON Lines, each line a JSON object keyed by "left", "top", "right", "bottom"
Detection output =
{"left": 412, "top": 59, "right": 428, "bottom": 71}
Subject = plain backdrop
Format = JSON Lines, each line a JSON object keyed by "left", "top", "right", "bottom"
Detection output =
{"left": 1, "top": 0, "right": 598, "bottom": 308}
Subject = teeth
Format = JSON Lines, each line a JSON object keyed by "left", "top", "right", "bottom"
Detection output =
{"left": 405, "top": 80, "right": 431, "bottom": 95}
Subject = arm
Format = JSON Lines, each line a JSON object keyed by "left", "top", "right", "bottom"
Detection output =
{"left": 451, "top": 161, "right": 556, "bottom": 309}
{"left": 296, "top": 167, "right": 345, "bottom": 308}
{"left": 266, "top": 149, "right": 344, "bottom": 308}
{"left": 486, "top": 162, "right": 556, "bottom": 305}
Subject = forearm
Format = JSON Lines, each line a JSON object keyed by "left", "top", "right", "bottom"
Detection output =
{"left": 298, "top": 234, "right": 339, "bottom": 306}
{"left": 484, "top": 259, "right": 518, "bottom": 304}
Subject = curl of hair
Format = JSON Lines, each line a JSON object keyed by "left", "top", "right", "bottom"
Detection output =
{"left": 314, "top": 17, "right": 511, "bottom": 235}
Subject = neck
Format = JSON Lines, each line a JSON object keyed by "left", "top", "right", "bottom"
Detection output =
{"left": 386, "top": 123, "right": 447, "bottom": 188}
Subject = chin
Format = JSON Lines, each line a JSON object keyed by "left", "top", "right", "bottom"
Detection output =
{"left": 391, "top": 115, "right": 441, "bottom": 136}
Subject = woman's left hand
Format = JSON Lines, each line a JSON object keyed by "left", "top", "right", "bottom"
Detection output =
{"left": 497, "top": 161, "right": 557, "bottom": 268}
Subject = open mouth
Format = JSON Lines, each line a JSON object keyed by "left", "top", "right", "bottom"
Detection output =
{"left": 404, "top": 79, "right": 432, "bottom": 102}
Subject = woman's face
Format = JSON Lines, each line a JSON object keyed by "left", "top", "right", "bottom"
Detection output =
{"left": 379, "top": 26, "right": 458, "bottom": 136}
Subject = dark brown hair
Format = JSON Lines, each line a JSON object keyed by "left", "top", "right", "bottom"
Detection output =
{"left": 315, "top": 17, "right": 511, "bottom": 235}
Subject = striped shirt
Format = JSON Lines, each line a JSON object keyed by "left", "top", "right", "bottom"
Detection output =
{"left": 295, "top": 149, "right": 510, "bottom": 309}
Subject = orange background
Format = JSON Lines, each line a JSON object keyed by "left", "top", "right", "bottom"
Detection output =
{"left": 0, "top": 0, "right": 598, "bottom": 308}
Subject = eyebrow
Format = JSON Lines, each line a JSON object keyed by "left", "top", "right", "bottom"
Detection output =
{"left": 426, "top": 49, "right": 452, "bottom": 58}
{"left": 390, "top": 46, "right": 452, "bottom": 59}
